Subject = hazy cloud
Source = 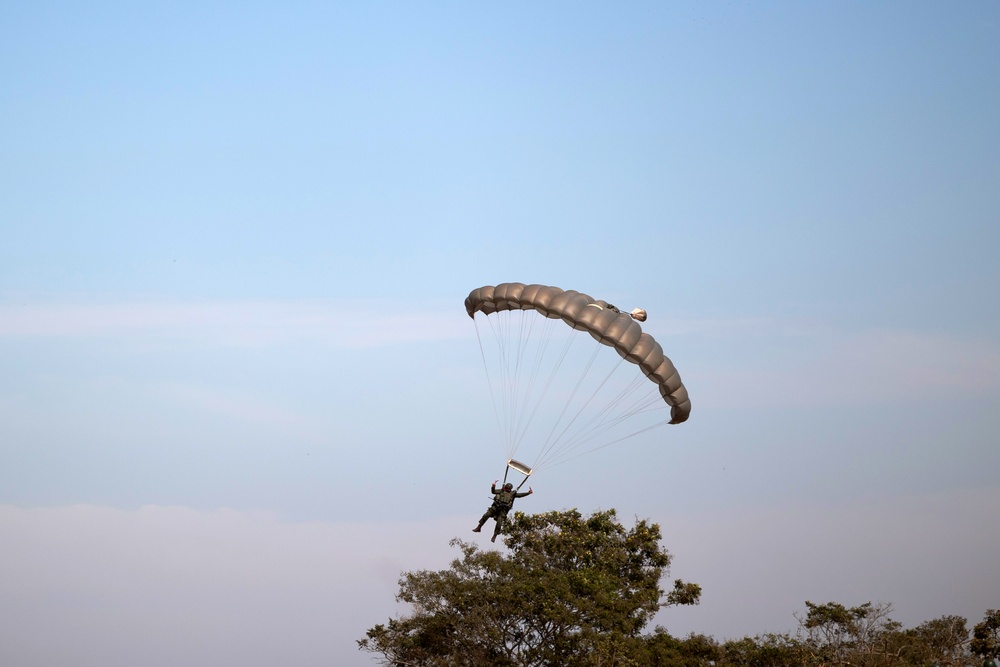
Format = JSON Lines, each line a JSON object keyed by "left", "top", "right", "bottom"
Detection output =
{"left": 3, "top": 491, "right": 997, "bottom": 666}
{"left": 658, "top": 485, "right": 1000, "bottom": 639}
{"left": 687, "top": 318, "right": 1000, "bottom": 408}
{"left": 0, "top": 300, "right": 471, "bottom": 348}
{"left": 0, "top": 504, "right": 470, "bottom": 667}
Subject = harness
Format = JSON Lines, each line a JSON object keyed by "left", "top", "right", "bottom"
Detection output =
{"left": 492, "top": 490, "right": 515, "bottom": 512}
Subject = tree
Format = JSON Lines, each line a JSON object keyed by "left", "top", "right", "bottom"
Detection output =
{"left": 796, "top": 601, "right": 901, "bottom": 666}
{"left": 719, "top": 633, "right": 806, "bottom": 667}
{"left": 971, "top": 610, "right": 1000, "bottom": 661}
{"left": 358, "top": 509, "right": 701, "bottom": 666}
{"left": 787, "top": 602, "right": 983, "bottom": 667}
{"left": 628, "top": 629, "right": 721, "bottom": 667}
{"left": 909, "top": 615, "right": 973, "bottom": 667}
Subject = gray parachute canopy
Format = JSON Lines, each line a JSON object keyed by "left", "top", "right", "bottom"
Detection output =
{"left": 465, "top": 282, "right": 690, "bottom": 424}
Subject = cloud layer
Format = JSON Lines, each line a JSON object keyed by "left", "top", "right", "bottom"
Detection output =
{"left": 0, "top": 504, "right": 469, "bottom": 667}
{"left": 658, "top": 485, "right": 1000, "bottom": 639}
{"left": 4, "top": 491, "right": 998, "bottom": 666}
{"left": 0, "top": 300, "right": 470, "bottom": 348}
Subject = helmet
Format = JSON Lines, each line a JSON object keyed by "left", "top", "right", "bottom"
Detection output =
{"left": 504, "top": 483, "right": 513, "bottom": 491}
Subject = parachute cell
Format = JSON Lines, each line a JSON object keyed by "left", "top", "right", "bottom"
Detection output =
{"left": 466, "top": 283, "right": 690, "bottom": 425}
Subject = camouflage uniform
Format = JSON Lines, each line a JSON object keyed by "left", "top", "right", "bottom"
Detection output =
{"left": 474, "top": 482, "right": 532, "bottom": 542}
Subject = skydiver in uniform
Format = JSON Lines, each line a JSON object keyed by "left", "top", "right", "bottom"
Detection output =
{"left": 473, "top": 481, "right": 533, "bottom": 543}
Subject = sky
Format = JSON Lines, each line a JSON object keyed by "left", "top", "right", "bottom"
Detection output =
{"left": 2, "top": 1, "right": 998, "bottom": 665}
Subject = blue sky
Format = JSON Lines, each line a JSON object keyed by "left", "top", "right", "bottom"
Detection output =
{"left": 2, "top": 2, "right": 999, "bottom": 665}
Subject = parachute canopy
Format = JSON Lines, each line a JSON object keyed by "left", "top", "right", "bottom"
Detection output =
{"left": 466, "top": 283, "right": 690, "bottom": 425}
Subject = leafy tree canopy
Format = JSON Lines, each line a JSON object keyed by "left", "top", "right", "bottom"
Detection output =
{"left": 972, "top": 610, "right": 1000, "bottom": 659}
{"left": 358, "top": 508, "right": 700, "bottom": 667}
{"left": 358, "top": 511, "right": 997, "bottom": 667}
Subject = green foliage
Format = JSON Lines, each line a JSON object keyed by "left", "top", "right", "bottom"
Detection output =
{"left": 971, "top": 610, "right": 1000, "bottom": 659}
{"left": 719, "top": 633, "right": 806, "bottom": 667}
{"left": 905, "top": 615, "right": 973, "bottom": 666}
{"left": 358, "top": 512, "right": 997, "bottom": 667}
{"left": 796, "top": 600, "right": 902, "bottom": 666}
{"left": 789, "top": 602, "right": 984, "bottom": 667}
{"left": 357, "top": 509, "right": 699, "bottom": 666}
{"left": 626, "top": 628, "right": 721, "bottom": 667}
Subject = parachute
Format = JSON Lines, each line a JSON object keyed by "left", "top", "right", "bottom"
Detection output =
{"left": 466, "top": 282, "right": 690, "bottom": 478}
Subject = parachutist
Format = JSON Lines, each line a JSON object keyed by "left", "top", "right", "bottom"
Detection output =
{"left": 473, "top": 481, "right": 533, "bottom": 543}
